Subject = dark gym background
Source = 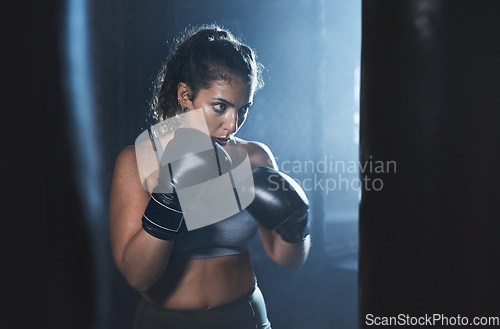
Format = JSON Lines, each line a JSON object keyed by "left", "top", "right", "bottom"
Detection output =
{"left": 4, "top": 0, "right": 500, "bottom": 328}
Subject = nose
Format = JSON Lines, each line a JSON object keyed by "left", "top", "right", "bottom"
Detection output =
{"left": 222, "top": 109, "right": 238, "bottom": 134}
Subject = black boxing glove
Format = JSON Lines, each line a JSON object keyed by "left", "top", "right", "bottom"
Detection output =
{"left": 246, "top": 166, "right": 310, "bottom": 243}
{"left": 142, "top": 192, "right": 185, "bottom": 240}
{"left": 142, "top": 128, "right": 232, "bottom": 240}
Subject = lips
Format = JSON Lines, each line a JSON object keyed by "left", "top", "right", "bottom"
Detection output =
{"left": 213, "top": 137, "right": 229, "bottom": 146}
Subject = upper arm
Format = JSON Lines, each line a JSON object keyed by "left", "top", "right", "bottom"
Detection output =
{"left": 108, "top": 146, "right": 150, "bottom": 267}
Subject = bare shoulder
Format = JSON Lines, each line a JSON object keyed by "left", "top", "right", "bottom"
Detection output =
{"left": 233, "top": 137, "right": 278, "bottom": 169}
{"left": 115, "top": 145, "right": 137, "bottom": 168}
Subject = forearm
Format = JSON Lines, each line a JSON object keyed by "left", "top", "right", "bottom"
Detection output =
{"left": 273, "top": 233, "right": 311, "bottom": 270}
{"left": 260, "top": 228, "right": 310, "bottom": 270}
{"left": 119, "top": 228, "right": 174, "bottom": 292}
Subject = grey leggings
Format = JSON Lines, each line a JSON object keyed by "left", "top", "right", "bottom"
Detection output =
{"left": 134, "top": 285, "right": 271, "bottom": 329}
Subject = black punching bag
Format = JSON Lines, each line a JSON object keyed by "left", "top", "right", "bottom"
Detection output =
{"left": 359, "top": 0, "right": 500, "bottom": 325}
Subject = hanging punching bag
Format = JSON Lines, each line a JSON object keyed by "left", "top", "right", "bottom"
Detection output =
{"left": 359, "top": 0, "right": 500, "bottom": 325}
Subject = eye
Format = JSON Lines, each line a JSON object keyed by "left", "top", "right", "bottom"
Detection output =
{"left": 213, "top": 103, "right": 227, "bottom": 112}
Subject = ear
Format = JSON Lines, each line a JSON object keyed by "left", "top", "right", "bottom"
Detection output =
{"left": 177, "top": 82, "right": 194, "bottom": 110}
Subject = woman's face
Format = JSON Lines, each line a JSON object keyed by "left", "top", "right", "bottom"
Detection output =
{"left": 187, "top": 77, "right": 254, "bottom": 146}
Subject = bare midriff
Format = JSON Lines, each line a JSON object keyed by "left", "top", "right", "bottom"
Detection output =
{"left": 143, "top": 252, "right": 256, "bottom": 310}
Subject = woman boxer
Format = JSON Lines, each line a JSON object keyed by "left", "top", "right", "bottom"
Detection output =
{"left": 109, "top": 24, "right": 311, "bottom": 329}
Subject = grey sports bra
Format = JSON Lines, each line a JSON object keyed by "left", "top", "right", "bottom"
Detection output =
{"left": 150, "top": 134, "right": 259, "bottom": 260}
{"left": 170, "top": 208, "right": 258, "bottom": 260}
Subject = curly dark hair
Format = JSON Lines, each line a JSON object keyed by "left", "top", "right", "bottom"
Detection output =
{"left": 149, "top": 24, "right": 264, "bottom": 122}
